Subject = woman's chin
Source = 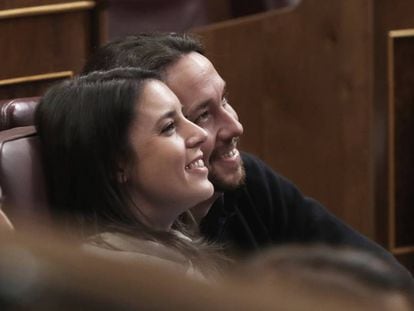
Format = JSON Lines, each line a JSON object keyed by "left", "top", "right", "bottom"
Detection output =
{"left": 188, "top": 183, "right": 214, "bottom": 208}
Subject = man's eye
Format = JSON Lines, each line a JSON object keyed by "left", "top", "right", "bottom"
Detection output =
{"left": 161, "top": 121, "right": 176, "bottom": 135}
{"left": 194, "top": 111, "right": 210, "bottom": 124}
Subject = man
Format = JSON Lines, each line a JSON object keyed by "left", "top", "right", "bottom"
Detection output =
{"left": 82, "top": 33, "right": 408, "bottom": 272}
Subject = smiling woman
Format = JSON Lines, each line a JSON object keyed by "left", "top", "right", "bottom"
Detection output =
{"left": 34, "top": 67, "right": 225, "bottom": 278}
{"left": 126, "top": 79, "right": 213, "bottom": 230}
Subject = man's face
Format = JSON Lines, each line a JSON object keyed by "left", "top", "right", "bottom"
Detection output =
{"left": 165, "top": 52, "right": 245, "bottom": 191}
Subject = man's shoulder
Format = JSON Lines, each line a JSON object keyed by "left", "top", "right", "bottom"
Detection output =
{"left": 241, "top": 151, "right": 277, "bottom": 182}
{"left": 230, "top": 152, "right": 329, "bottom": 225}
{"left": 240, "top": 152, "right": 295, "bottom": 194}
{"left": 218, "top": 152, "right": 301, "bottom": 219}
{"left": 240, "top": 151, "right": 267, "bottom": 171}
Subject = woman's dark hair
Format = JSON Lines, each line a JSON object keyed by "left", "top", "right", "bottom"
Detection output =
{"left": 82, "top": 33, "right": 204, "bottom": 75}
{"left": 35, "top": 68, "right": 159, "bottom": 234}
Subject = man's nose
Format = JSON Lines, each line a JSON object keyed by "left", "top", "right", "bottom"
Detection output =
{"left": 217, "top": 109, "right": 244, "bottom": 141}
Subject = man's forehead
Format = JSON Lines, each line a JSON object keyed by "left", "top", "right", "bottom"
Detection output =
{"left": 164, "top": 53, "right": 226, "bottom": 111}
{"left": 181, "top": 78, "right": 226, "bottom": 115}
{"left": 165, "top": 53, "right": 213, "bottom": 83}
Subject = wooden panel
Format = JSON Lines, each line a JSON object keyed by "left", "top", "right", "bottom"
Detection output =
{"left": 388, "top": 30, "right": 414, "bottom": 250}
{"left": 194, "top": 0, "right": 375, "bottom": 237}
{"left": 373, "top": 0, "right": 414, "bottom": 248}
{"left": 262, "top": 1, "right": 374, "bottom": 236}
{"left": 0, "top": 0, "right": 104, "bottom": 99}
{"left": 0, "top": 1, "right": 95, "bottom": 18}
{"left": 0, "top": 72, "right": 73, "bottom": 98}
{"left": 0, "top": 12, "right": 91, "bottom": 79}
{"left": 0, "top": 0, "right": 91, "bottom": 10}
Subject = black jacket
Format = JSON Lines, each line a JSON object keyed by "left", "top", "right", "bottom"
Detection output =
{"left": 200, "top": 152, "right": 409, "bottom": 273}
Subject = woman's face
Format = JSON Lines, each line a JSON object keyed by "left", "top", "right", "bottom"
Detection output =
{"left": 126, "top": 80, "right": 214, "bottom": 230}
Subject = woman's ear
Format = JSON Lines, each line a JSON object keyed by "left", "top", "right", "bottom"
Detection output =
{"left": 117, "top": 168, "right": 128, "bottom": 183}
{"left": 117, "top": 155, "right": 134, "bottom": 184}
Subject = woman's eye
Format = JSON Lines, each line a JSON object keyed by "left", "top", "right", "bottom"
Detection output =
{"left": 194, "top": 110, "right": 210, "bottom": 124}
{"left": 161, "top": 122, "right": 176, "bottom": 135}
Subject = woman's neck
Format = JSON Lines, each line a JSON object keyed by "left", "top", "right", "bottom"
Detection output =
{"left": 128, "top": 198, "right": 180, "bottom": 231}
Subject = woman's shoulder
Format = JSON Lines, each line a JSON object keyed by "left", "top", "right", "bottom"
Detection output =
{"left": 82, "top": 232, "right": 202, "bottom": 277}
{"left": 84, "top": 232, "right": 183, "bottom": 260}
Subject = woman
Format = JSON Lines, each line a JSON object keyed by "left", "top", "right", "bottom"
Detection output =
{"left": 35, "top": 67, "right": 224, "bottom": 276}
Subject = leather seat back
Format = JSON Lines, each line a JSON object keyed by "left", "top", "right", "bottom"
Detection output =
{"left": 0, "top": 97, "right": 39, "bottom": 130}
{"left": 0, "top": 126, "right": 50, "bottom": 228}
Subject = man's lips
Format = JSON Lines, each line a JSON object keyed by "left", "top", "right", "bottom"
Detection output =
{"left": 209, "top": 137, "right": 240, "bottom": 163}
{"left": 221, "top": 148, "right": 238, "bottom": 159}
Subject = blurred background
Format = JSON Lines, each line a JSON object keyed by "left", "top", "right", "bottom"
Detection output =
{"left": 105, "top": 0, "right": 300, "bottom": 40}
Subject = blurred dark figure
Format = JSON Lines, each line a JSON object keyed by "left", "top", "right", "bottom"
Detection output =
{"left": 106, "top": 0, "right": 208, "bottom": 40}
{"left": 234, "top": 245, "right": 414, "bottom": 311}
{"left": 230, "top": 0, "right": 300, "bottom": 17}
{"left": 106, "top": 0, "right": 301, "bottom": 40}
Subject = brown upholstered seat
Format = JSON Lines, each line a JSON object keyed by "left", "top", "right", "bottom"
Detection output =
{"left": 0, "top": 97, "right": 39, "bottom": 130}
{"left": 0, "top": 126, "right": 50, "bottom": 228}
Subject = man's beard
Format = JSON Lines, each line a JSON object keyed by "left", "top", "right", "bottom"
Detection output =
{"left": 208, "top": 161, "right": 246, "bottom": 192}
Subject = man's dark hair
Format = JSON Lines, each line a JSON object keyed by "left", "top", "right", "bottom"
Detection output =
{"left": 82, "top": 33, "right": 205, "bottom": 75}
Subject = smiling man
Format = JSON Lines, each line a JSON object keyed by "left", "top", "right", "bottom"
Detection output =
{"left": 82, "top": 33, "right": 409, "bottom": 275}
{"left": 164, "top": 51, "right": 245, "bottom": 193}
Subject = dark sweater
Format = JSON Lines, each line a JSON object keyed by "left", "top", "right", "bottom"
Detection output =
{"left": 200, "top": 152, "right": 409, "bottom": 274}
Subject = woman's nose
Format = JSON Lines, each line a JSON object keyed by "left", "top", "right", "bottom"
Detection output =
{"left": 185, "top": 120, "right": 208, "bottom": 148}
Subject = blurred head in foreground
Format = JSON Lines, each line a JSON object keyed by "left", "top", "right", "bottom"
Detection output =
{"left": 233, "top": 245, "right": 414, "bottom": 311}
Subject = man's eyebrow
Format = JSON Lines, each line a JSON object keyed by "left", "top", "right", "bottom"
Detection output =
{"left": 185, "top": 81, "right": 227, "bottom": 116}
{"left": 185, "top": 101, "right": 209, "bottom": 117}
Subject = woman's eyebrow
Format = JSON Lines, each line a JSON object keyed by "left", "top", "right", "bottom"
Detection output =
{"left": 222, "top": 82, "right": 227, "bottom": 97}
{"left": 156, "top": 109, "right": 177, "bottom": 125}
{"left": 223, "top": 84, "right": 229, "bottom": 98}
